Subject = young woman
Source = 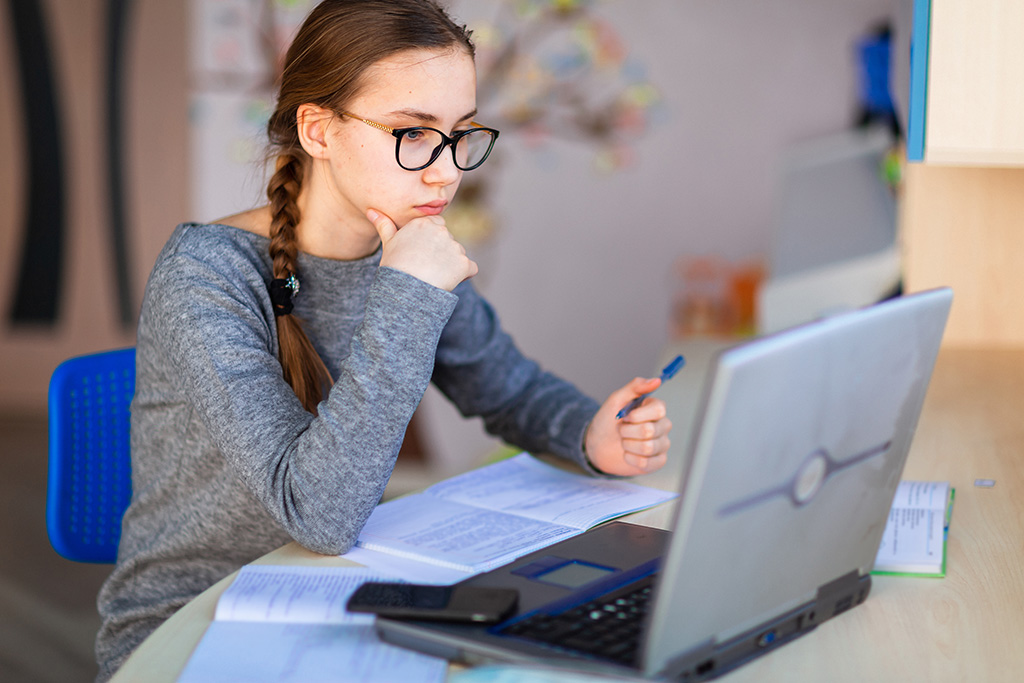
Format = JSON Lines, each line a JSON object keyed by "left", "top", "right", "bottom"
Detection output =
{"left": 94, "top": 1, "right": 672, "bottom": 679}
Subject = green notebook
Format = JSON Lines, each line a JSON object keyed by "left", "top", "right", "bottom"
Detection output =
{"left": 873, "top": 481, "right": 954, "bottom": 578}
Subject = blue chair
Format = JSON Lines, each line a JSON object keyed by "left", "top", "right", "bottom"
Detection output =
{"left": 47, "top": 348, "right": 135, "bottom": 563}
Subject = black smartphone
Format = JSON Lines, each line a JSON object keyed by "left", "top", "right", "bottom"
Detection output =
{"left": 346, "top": 582, "right": 518, "bottom": 624}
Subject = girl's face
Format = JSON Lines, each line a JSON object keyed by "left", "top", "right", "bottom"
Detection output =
{"left": 319, "top": 47, "right": 478, "bottom": 232}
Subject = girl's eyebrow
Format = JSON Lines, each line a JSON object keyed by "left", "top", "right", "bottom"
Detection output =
{"left": 386, "top": 108, "right": 479, "bottom": 124}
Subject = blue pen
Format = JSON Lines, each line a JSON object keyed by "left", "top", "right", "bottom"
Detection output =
{"left": 616, "top": 354, "right": 685, "bottom": 419}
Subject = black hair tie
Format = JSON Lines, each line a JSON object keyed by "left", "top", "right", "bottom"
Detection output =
{"left": 270, "top": 274, "right": 300, "bottom": 316}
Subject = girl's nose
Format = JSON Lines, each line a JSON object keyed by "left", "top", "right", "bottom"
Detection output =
{"left": 422, "top": 148, "right": 462, "bottom": 186}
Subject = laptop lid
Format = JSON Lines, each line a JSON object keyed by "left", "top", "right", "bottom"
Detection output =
{"left": 377, "top": 288, "right": 952, "bottom": 680}
{"left": 643, "top": 287, "right": 951, "bottom": 677}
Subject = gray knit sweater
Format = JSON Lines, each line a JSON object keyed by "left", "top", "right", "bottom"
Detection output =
{"left": 94, "top": 223, "right": 600, "bottom": 680}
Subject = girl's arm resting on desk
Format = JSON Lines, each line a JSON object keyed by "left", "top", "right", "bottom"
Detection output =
{"left": 147, "top": 257, "right": 457, "bottom": 555}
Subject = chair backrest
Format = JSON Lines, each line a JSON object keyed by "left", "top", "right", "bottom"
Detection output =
{"left": 47, "top": 348, "right": 135, "bottom": 563}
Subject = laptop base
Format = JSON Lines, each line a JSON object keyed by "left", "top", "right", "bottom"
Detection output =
{"left": 377, "top": 523, "right": 872, "bottom": 681}
{"left": 661, "top": 570, "right": 871, "bottom": 681}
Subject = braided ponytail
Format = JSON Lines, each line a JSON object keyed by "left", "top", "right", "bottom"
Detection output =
{"left": 267, "top": 152, "right": 332, "bottom": 413}
{"left": 263, "top": 0, "right": 475, "bottom": 411}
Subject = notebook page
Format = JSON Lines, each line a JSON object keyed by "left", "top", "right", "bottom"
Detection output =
{"left": 422, "top": 452, "right": 676, "bottom": 528}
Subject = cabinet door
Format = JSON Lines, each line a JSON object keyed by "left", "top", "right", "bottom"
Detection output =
{"left": 902, "top": 164, "right": 1024, "bottom": 347}
{"left": 908, "top": 0, "right": 1024, "bottom": 165}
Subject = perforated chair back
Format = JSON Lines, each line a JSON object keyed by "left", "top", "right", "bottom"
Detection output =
{"left": 47, "top": 348, "right": 135, "bottom": 563}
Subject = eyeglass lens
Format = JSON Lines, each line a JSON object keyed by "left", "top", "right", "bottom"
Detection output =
{"left": 399, "top": 128, "right": 495, "bottom": 170}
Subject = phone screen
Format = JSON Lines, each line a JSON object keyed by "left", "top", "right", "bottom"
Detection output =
{"left": 349, "top": 583, "right": 452, "bottom": 609}
{"left": 347, "top": 582, "right": 518, "bottom": 623}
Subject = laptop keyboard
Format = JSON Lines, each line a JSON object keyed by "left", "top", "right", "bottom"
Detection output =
{"left": 496, "top": 575, "right": 656, "bottom": 666}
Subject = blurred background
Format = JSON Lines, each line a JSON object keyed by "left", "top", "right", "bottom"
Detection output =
{"left": 0, "top": 0, "right": 907, "bottom": 680}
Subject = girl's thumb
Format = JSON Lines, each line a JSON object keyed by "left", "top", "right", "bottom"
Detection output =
{"left": 367, "top": 209, "right": 397, "bottom": 243}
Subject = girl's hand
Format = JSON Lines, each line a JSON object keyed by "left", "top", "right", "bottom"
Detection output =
{"left": 584, "top": 377, "right": 673, "bottom": 476}
{"left": 367, "top": 209, "right": 478, "bottom": 291}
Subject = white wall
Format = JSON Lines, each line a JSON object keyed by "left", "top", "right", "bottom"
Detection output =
{"left": 0, "top": 0, "right": 895, "bottom": 430}
{"left": 421, "top": 0, "right": 897, "bottom": 472}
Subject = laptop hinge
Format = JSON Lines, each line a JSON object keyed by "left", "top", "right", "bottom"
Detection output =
{"left": 658, "top": 571, "right": 872, "bottom": 681}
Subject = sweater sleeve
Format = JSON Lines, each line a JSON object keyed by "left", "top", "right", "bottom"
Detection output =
{"left": 142, "top": 251, "right": 457, "bottom": 555}
{"left": 430, "top": 281, "right": 602, "bottom": 473}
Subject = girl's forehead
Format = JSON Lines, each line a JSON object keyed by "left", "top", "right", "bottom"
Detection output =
{"left": 353, "top": 47, "right": 477, "bottom": 118}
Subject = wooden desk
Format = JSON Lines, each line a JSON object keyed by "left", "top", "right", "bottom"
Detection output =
{"left": 112, "top": 345, "right": 1024, "bottom": 682}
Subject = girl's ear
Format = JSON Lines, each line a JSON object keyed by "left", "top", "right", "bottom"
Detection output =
{"left": 296, "top": 103, "right": 334, "bottom": 160}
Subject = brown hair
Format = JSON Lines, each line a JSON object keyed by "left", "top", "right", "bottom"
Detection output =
{"left": 265, "top": 0, "right": 475, "bottom": 413}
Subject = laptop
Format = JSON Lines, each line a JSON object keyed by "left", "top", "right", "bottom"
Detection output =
{"left": 376, "top": 288, "right": 953, "bottom": 680}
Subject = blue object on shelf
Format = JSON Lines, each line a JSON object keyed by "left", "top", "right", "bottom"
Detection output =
{"left": 858, "top": 34, "right": 895, "bottom": 117}
{"left": 907, "top": 0, "right": 932, "bottom": 161}
{"left": 47, "top": 348, "right": 135, "bottom": 563}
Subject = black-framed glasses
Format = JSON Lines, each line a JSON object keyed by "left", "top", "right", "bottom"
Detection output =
{"left": 340, "top": 111, "right": 499, "bottom": 171}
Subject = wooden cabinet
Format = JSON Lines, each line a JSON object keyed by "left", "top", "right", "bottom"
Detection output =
{"left": 902, "top": 1, "right": 1024, "bottom": 347}
{"left": 902, "top": 164, "right": 1024, "bottom": 347}
{"left": 907, "top": 0, "right": 1024, "bottom": 165}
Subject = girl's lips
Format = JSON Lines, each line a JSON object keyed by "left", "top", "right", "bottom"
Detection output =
{"left": 415, "top": 201, "right": 447, "bottom": 216}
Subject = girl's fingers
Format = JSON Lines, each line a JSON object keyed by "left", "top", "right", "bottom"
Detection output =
{"left": 618, "top": 414, "right": 672, "bottom": 442}
{"left": 619, "top": 433, "right": 671, "bottom": 458}
{"left": 367, "top": 208, "right": 398, "bottom": 243}
{"left": 623, "top": 452, "right": 667, "bottom": 472}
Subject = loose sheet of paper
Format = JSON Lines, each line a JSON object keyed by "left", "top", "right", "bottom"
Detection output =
{"left": 178, "top": 622, "right": 445, "bottom": 683}
{"left": 178, "top": 565, "right": 446, "bottom": 683}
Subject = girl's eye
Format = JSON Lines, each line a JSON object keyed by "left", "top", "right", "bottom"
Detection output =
{"left": 404, "top": 130, "right": 426, "bottom": 142}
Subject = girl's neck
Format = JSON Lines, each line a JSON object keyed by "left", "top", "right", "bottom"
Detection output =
{"left": 294, "top": 190, "right": 381, "bottom": 261}
{"left": 214, "top": 204, "right": 381, "bottom": 262}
